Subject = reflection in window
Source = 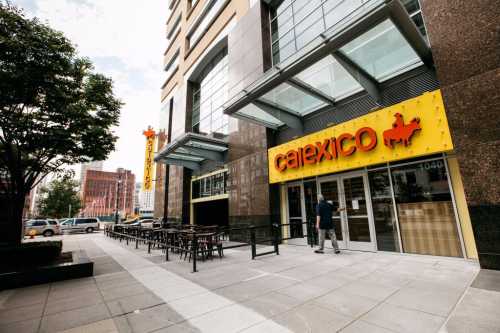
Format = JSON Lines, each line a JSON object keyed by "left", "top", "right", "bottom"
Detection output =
{"left": 192, "top": 171, "right": 228, "bottom": 199}
{"left": 270, "top": 0, "right": 426, "bottom": 65}
{"left": 369, "top": 170, "right": 400, "bottom": 252}
{"left": 287, "top": 186, "right": 302, "bottom": 218}
{"left": 303, "top": 181, "right": 317, "bottom": 223}
{"left": 391, "top": 160, "right": 462, "bottom": 257}
{"left": 191, "top": 47, "right": 229, "bottom": 135}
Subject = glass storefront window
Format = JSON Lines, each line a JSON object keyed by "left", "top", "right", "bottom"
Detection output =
{"left": 303, "top": 180, "right": 317, "bottom": 223}
{"left": 368, "top": 170, "right": 400, "bottom": 252}
{"left": 192, "top": 171, "right": 228, "bottom": 200}
{"left": 391, "top": 160, "right": 462, "bottom": 257}
{"left": 191, "top": 47, "right": 229, "bottom": 136}
{"left": 287, "top": 185, "right": 303, "bottom": 238}
{"left": 287, "top": 186, "right": 302, "bottom": 218}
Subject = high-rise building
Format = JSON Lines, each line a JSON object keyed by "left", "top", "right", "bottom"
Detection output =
{"left": 139, "top": 189, "right": 155, "bottom": 218}
{"left": 80, "top": 161, "right": 104, "bottom": 183}
{"left": 81, "top": 168, "right": 135, "bottom": 218}
{"left": 134, "top": 182, "right": 141, "bottom": 214}
{"left": 156, "top": 1, "right": 498, "bottom": 269}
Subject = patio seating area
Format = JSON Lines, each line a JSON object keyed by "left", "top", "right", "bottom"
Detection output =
{"left": 1, "top": 232, "right": 498, "bottom": 333}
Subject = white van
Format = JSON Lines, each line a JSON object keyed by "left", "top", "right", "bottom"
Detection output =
{"left": 61, "top": 217, "right": 100, "bottom": 233}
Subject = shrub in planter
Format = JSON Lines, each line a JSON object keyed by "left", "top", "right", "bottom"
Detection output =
{"left": 0, "top": 241, "right": 62, "bottom": 271}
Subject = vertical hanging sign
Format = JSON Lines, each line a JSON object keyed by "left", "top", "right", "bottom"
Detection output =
{"left": 142, "top": 127, "right": 156, "bottom": 191}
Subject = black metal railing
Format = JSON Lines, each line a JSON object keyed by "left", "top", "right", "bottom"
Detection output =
{"left": 104, "top": 222, "right": 283, "bottom": 273}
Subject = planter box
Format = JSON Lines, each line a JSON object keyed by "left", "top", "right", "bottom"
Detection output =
{"left": 0, "top": 250, "right": 93, "bottom": 290}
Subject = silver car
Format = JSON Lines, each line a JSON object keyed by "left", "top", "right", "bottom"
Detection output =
{"left": 25, "top": 219, "right": 61, "bottom": 237}
{"left": 60, "top": 217, "right": 100, "bottom": 233}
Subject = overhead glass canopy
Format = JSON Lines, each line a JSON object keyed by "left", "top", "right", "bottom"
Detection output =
{"left": 294, "top": 55, "right": 363, "bottom": 101}
{"left": 154, "top": 132, "right": 228, "bottom": 170}
{"left": 260, "top": 82, "right": 327, "bottom": 116}
{"left": 223, "top": 0, "right": 432, "bottom": 131}
{"left": 339, "top": 19, "right": 421, "bottom": 81}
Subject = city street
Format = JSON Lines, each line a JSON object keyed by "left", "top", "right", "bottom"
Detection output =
{"left": 1, "top": 232, "right": 498, "bottom": 333}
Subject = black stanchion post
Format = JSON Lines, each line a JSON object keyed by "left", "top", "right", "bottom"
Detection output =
{"left": 273, "top": 223, "right": 280, "bottom": 255}
{"left": 308, "top": 220, "right": 313, "bottom": 248}
{"left": 192, "top": 235, "right": 198, "bottom": 273}
{"left": 250, "top": 226, "right": 256, "bottom": 260}
{"left": 135, "top": 237, "right": 138, "bottom": 249}
{"left": 165, "top": 232, "right": 169, "bottom": 262}
{"left": 148, "top": 238, "right": 151, "bottom": 254}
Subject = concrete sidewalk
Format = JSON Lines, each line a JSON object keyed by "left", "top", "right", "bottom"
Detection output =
{"left": 1, "top": 233, "right": 497, "bottom": 333}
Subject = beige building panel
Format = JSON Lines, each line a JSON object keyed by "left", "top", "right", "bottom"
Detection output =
{"left": 161, "top": 70, "right": 182, "bottom": 102}
{"left": 166, "top": 6, "right": 182, "bottom": 34}
{"left": 185, "top": 0, "right": 206, "bottom": 27}
{"left": 183, "top": 0, "right": 249, "bottom": 75}
{"left": 161, "top": 0, "right": 251, "bottom": 102}
{"left": 166, "top": 0, "right": 182, "bottom": 26}
{"left": 163, "top": 31, "right": 182, "bottom": 62}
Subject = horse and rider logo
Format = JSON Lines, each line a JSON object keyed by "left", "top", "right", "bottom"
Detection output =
{"left": 383, "top": 113, "right": 421, "bottom": 148}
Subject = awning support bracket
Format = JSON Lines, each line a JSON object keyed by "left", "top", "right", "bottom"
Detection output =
{"left": 253, "top": 99, "right": 303, "bottom": 131}
{"left": 287, "top": 77, "right": 336, "bottom": 105}
{"left": 331, "top": 51, "right": 382, "bottom": 105}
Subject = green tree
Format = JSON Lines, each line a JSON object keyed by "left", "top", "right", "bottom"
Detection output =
{"left": 0, "top": 3, "right": 122, "bottom": 244}
{"left": 37, "top": 176, "right": 81, "bottom": 219}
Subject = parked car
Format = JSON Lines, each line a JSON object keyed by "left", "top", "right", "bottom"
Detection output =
{"left": 24, "top": 219, "right": 61, "bottom": 237}
{"left": 60, "top": 217, "right": 100, "bottom": 233}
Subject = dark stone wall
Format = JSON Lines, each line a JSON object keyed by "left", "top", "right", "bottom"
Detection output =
{"left": 226, "top": 2, "right": 275, "bottom": 230}
{"left": 421, "top": 0, "right": 500, "bottom": 268}
{"left": 166, "top": 165, "right": 184, "bottom": 223}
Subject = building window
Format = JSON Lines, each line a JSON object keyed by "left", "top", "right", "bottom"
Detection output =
{"left": 192, "top": 171, "right": 228, "bottom": 199}
{"left": 270, "top": 0, "right": 426, "bottom": 65}
{"left": 186, "top": 0, "right": 229, "bottom": 50}
{"left": 368, "top": 169, "right": 400, "bottom": 252}
{"left": 191, "top": 46, "right": 229, "bottom": 135}
{"left": 164, "top": 49, "right": 180, "bottom": 84}
{"left": 188, "top": 0, "right": 199, "bottom": 11}
{"left": 167, "top": 14, "right": 182, "bottom": 41}
{"left": 390, "top": 160, "right": 462, "bottom": 257}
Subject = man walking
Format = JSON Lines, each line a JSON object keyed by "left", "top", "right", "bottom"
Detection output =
{"left": 315, "top": 194, "right": 341, "bottom": 254}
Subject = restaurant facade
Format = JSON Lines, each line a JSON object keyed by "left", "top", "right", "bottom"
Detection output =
{"left": 157, "top": 0, "right": 499, "bottom": 268}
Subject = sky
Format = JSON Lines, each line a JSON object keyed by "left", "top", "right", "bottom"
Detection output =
{"left": 14, "top": 0, "right": 169, "bottom": 182}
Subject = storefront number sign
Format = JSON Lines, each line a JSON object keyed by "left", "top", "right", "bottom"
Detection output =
{"left": 268, "top": 90, "right": 453, "bottom": 184}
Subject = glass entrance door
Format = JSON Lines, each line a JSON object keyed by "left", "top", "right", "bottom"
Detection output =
{"left": 318, "top": 172, "right": 376, "bottom": 251}
{"left": 287, "top": 184, "right": 304, "bottom": 239}
{"left": 317, "top": 178, "right": 346, "bottom": 249}
{"left": 340, "top": 173, "right": 376, "bottom": 251}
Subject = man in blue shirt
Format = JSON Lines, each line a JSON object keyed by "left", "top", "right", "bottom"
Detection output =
{"left": 315, "top": 194, "right": 342, "bottom": 254}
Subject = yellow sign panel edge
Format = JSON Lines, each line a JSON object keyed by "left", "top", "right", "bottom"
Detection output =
{"left": 267, "top": 89, "right": 454, "bottom": 184}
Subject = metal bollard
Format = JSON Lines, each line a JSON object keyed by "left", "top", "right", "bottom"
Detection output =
{"left": 165, "top": 232, "right": 169, "bottom": 261}
{"left": 148, "top": 240, "right": 151, "bottom": 254}
{"left": 135, "top": 238, "right": 138, "bottom": 249}
{"left": 192, "top": 235, "right": 198, "bottom": 272}
{"left": 273, "top": 223, "right": 280, "bottom": 255}
{"left": 250, "top": 226, "right": 256, "bottom": 260}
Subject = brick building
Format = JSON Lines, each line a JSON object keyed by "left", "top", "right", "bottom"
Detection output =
{"left": 81, "top": 168, "right": 135, "bottom": 218}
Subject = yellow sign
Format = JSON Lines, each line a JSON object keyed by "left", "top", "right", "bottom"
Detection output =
{"left": 268, "top": 90, "right": 453, "bottom": 184}
{"left": 143, "top": 128, "right": 156, "bottom": 191}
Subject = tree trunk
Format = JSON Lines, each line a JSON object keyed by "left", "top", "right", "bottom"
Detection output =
{"left": 0, "top": 193, "right": 25, "bottom": 246}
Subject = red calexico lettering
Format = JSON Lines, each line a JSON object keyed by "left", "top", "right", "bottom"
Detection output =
{"left": 274, "top": 127, "right": 378, "bottom": 172}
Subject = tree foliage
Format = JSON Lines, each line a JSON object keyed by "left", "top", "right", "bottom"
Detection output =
{"left": 37, "top": 175, "right": 81, "bottom": 219}
{"left": 0, "top": 3, "right": 122, "bottom": 243}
